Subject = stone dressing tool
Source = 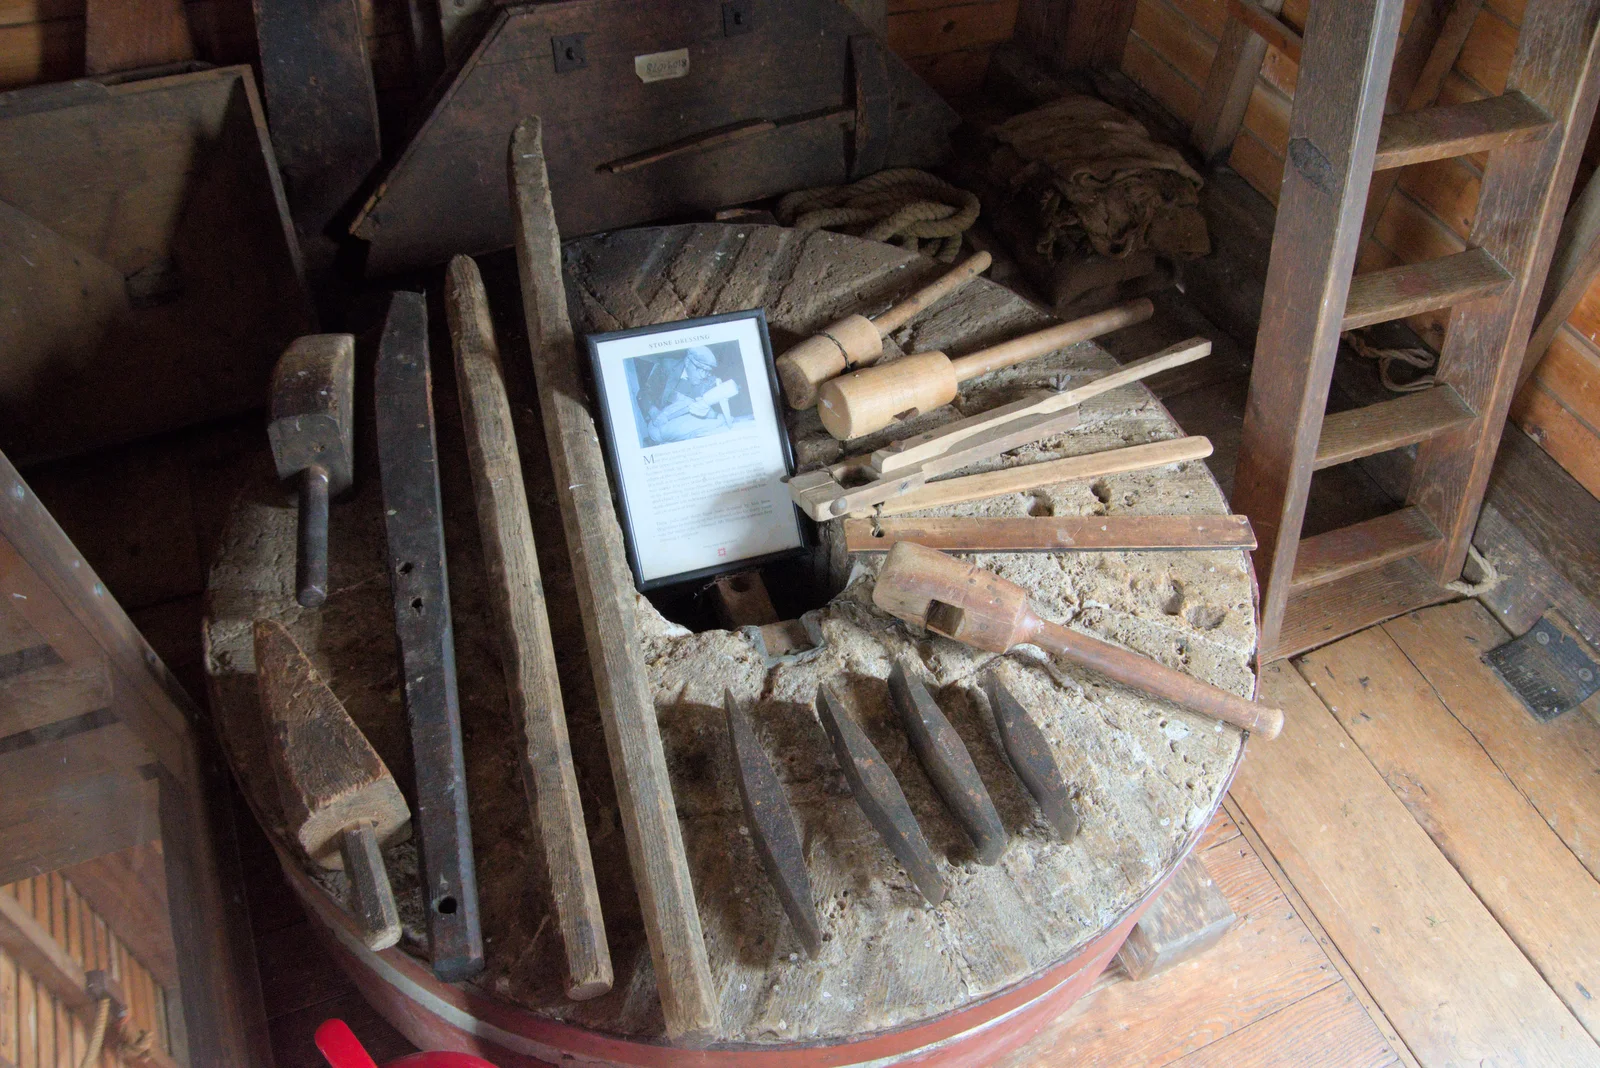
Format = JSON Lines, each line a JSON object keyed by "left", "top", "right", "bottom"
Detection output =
{"left": 983, "top": 674, "right": 1079, "bottom": 840}
{"left": 446, "top": 254, "right": 612, "bottom": 1000}
{"left": 254, "top": 619, "right": 408, "bottom": 950}
{"left": 776, "top": 251, "right": 992, "bottom": 409}
{"left": 374, "top": 289, "right": 485, "bottom": 982}
{"left": 872, "top": 541, "right": 1286, "bottom": 739}
{"left": 816, "top": 684, "right": 946, "bottom": 905}
{"left": 790, "top": 338, "right": 1210, "bottom": 519}
{"left": 511, "top": 116, "right": 719, "bottom": 1042}
{"left": 887, "top": 659, "right": 1007, "bottom": 865}
{"left": 815, "top": 297, "right": 1155, "bottom": 440}
{"left": 267, "top": 334, "right": 355, "bottom": 608}
{"left": 843, "top": 514, "right": 1257, "bottom": 553}
{"left": 724, "top": 690, "right": 823, "bottom": 956}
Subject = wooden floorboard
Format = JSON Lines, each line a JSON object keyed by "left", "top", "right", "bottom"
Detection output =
{"left": 1162, "top": 982, "right": 1398, "bottom": 1068}
{"left": 1384, "top": 601, "right": 1600, "bottom": 885}
{"left": 1300, "top": 624, "right": 1600, "bottom": 1044}
{"left": 1231, "top": 662, "right": 1600, "bottom": 1066}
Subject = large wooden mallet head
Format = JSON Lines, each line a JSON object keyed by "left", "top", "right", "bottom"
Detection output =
{"left": 268, "top": 335, "right": 355, "bottom": 608}
{"left": 872, "top": 540, "right": 1037, "bottom": 653}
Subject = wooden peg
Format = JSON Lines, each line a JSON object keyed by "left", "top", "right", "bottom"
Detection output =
{"left": 815, "top": 297, "right": 1154, "bottom": 440}
{"left": 872, "top": 542, "right": 1285, "bottom": 739}
{"left": 777, "top": 252, "right": 992, "bottom": 409}
{"left": 254, "top": 619, "right": 409, "bottom": 950}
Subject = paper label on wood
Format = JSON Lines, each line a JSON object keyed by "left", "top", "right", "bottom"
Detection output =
{"left": 635, "top": 49, "right": 690, "bottom": 82}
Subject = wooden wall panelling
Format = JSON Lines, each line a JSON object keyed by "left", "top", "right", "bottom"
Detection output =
{"left": 1521, "top": 167, "right": 1600, "bottom": 387}
{"left": 1014, "top": 0, "right": 1138, "bottom": 71}
{"left": 62, "top": 845, "right": 177, "bottom": 992}
{"left": 82, "top": 0, "right": 194, "bottom": 74}
{"left": 0, "top": 65, "right": 313, "bottom": 463}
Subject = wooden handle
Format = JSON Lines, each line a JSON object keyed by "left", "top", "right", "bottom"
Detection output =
{"left": 338, "top": 822, "right": 402, "bottom": 951}
{"left": 872, "top": 251, "right": 992, "bottom": 335}
{"left": 447, "top": 254, "right": 613, "bottom": 1001}
{"left": 1032, "top": 617, "right": 1284, "bottom": 738}
{"left": 512, "top": 118, "right": 720, "bottom": 1040}
{"left": 950, "top": 298, "right": 1154, "bottom": 382}
{"left": 295, "top": 464, "right": 330, "bottom": 608}
{"left": 864, "top": 435, "right": 1213, "bottom": 517}
{"left": 1050, "top": 337, "right": 1211, "bottom": 408}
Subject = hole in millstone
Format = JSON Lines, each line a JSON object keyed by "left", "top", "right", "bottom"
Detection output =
{"left": 648, "top": 543, "right": 844, "bottom": 634}
{"left": 1027, "top": 494, "right": 1053, "bottom": 517}
{"left": 1090, "top": 480, "right": 1112, "bottom": 505}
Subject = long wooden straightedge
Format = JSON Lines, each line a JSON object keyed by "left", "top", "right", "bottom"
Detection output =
{"left": 843, "top": 515, "right": 1257, "bottom": 553}
{"left": 374, "top": 290, "right": 485, "bottom": 982}
{"left": 510, "top": 117, "right": 720, "bottom": 1041}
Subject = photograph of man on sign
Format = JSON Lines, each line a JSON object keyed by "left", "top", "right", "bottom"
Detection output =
{"left": 627, "top": 343, "right": 751, "bottom": 447}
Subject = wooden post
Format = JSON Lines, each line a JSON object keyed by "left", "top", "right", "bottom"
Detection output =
{"left": 1191, "top": 0, "right": 1286, "bottom": 164}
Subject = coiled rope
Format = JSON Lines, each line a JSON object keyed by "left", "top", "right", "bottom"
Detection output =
{"left": 776, "top": 169, "right": 980, "bottom": 262}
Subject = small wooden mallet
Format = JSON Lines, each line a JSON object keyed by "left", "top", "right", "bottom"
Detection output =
{"left": 255, "top": 619, "right": 412, "bottom": 949}
{"left": 267, "top": 335, "right": 355, "bottom": 607}
{"left": 872, "top": 541, "right": 1284, "bottom": 739}
{"left": 776, "top": 251, "right": 992, "bottom": 410}
{"left": 816, "top": 297, "right": 1154, "bottom": 441}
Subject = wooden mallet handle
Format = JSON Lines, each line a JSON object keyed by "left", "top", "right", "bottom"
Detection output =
{"left": 338, "top": 821, "right": 402, "bottom": 950}
{"left": 949, "top": 299, "right": 1154, "bottom": 382}
{"left": 296, "top": 464, "right": 330, "bottom": 607}
{"left": 873, "top": 541, "right": 1283, "bottom": 739}
{"left": 777, "top": 252, "right": 991, "bottom": 409}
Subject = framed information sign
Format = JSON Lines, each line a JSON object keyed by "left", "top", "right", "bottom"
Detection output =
{"left": 586, "top": 309, "right": 807, "bottom": 589}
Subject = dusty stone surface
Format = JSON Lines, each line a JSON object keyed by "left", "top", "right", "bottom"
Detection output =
{"left": 204, "top": 225, "right": 1252, "bottom": 1046}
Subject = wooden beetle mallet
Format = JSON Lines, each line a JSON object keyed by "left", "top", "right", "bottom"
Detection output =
{"left": 816, "top": 297, "right": 1155, "bottom": 440}
{"left": 777, "top": 251, "right": 991, "bottom": 410}
{"left": 255, "top": 619, "right": 411, "bottom": 949}
{"left": 267, "top": 335, "right": 355, "bottom": 608}
{"left": 872, "top": 541, "right": 1284, "bottom": 739}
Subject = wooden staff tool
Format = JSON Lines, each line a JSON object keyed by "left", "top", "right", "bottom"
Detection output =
{"left": 816, "top": 297, "right": 1155, "bottom": 440}
{"left": 789, "top": 339, "right": 1211, "bottom": 519}
{"left": 724, "top": 690, "right": 823, "bottom": 956}
{"left": 983, "top": 674, "right": 1079, "bottom": 841}
{"left": 511, "top": 117, "right": 719, "bottom": 1041}
{"left": 254, "top": 619, "right": 408, "bottom": 950}
{"left": 445, "top": 255, "right": 612, "bottom": 1001}
{"left": 887, "top": 659, "right": 1006, "bottom": 865}
{"left": 267, "top": 334, "right": 355, "bottom": 608}
{"left": 777, "top": 251, "right": 992, "bottom": 409}
{"left": 816, "top": 684, "right": 946, "bottom": 906}
{"left": 872, "top": 541, "right": 1286, "bottom": 739}
{"left": 374, "top": 290, "right": 485, "bottom": 982}
{"left": 844, "top": 515, "right": 1257, "bottom": 554}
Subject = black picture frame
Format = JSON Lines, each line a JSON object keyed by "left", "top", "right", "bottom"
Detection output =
{"left": 585, "top": 308, "right": 809, "bottom": 590}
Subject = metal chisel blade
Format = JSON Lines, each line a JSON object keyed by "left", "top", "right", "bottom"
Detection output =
{"left": 375, "top": 290, "right": 484, "bottom": 981}
{"left": 888, "top": 659, "right": 1007, "bottom": 865}
{"left": 984, "top": 674, "right": 1079, "bottom": 841}
{"left": 816, "top": 685, "right": 946, "bottom": 905}
{"left": 724, "top": 690, "right": 823, "bottom": 956}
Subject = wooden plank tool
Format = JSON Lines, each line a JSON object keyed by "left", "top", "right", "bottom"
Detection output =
{"left": 873, "top": 541, "right": 1285, "bottom": 739}
{"left": 816, "top": 297, "right": 1155, "bottom": 440}
{"left": 511, "top": 116, "right": 720, "bottom": 1041}
{"left": 254, "top": 619, "right": 408, "bottom": 951}
{"left": 724, "top": 690, "right": 823, "bottom": 956}
{"left": 817, "top": 684, "right": 946, "bottom": 905}
{"left": 445, "top": 254, "right": 612, "bottom": 1001}
{"left": 982, "top": 674, "right": 1079, "bottom": 840}
{"left": 790, "top": 339, "right": 1211, "bottom": 519}
{"left": 844, "top": 514, "right": 1257, "bottom": 554}
{"left": 888, "top": 659, "right": 1007, "bottom": 864}
{"left": 375, "top": 290, "right": 485, "bottom": 982}
{"left": 777, "top": 251, "right": 992, "bottom": 409}
{"left": 267, "top": 334, "right": 355, "bottom": 608}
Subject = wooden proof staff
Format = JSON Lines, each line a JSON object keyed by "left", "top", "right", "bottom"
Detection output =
{"left": 776, "top": 251, "right": 992, "bottom": 409}
{"left": 445, "top": 254, "right": 612, "bottom": 1001}
{"left": 873, "top": 541, "right": 1285, "bottom": 739}
{"left": 510, "top": 117, "right": 720, "bottom": 1042}
{"left": 843, "top": 514, "right": 1258, "bottom": 553}
{"left": 816, "top": 297, "right": 1155, "bottom": 440}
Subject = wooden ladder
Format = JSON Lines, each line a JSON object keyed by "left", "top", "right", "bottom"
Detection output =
{"left": 1219, "top": 0, "right": 1600, "bottom": 661}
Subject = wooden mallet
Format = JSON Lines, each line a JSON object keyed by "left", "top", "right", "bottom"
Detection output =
{"left": 776, "top": 251, "right": 991, "bottom": 410}
{"left": 267, "top": 335, "right": 355, "bottom": 607}
{"left": 255, "top": 619, "right": 411, "bottom": 949}
{"left": 872, "top": 541, "right": 1284, "bottom": 739}
{"left": 816, "top": 297, "right": 1155, "bottom": 440}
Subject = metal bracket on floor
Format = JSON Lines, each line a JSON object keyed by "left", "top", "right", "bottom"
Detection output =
{"left": 1484, "top": 613, "right": 1600, "bottom": 722}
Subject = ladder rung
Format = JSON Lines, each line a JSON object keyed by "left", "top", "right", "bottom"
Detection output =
{"left": 1314, "top": 386, "right": 1475, "bottom": 469}
{"left": 1290, "top": 507, "right": 1442, "bottom": 590}
{"left": 1270, "top": 556, "right": 1451, "bottom": 662}
{"left": 1373, "top": 92, "right": 1554, "bottom": 171}
{"left": 1228, "top": 0, "right": 1302, "bottom": 62}
{"left": 1342, "top": 247, "right": 1512, "bottom": 331}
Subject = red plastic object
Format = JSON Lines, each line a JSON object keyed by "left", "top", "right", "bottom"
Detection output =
{"left": 316, "top": 1019, "right": 499, "bottom": 1068}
